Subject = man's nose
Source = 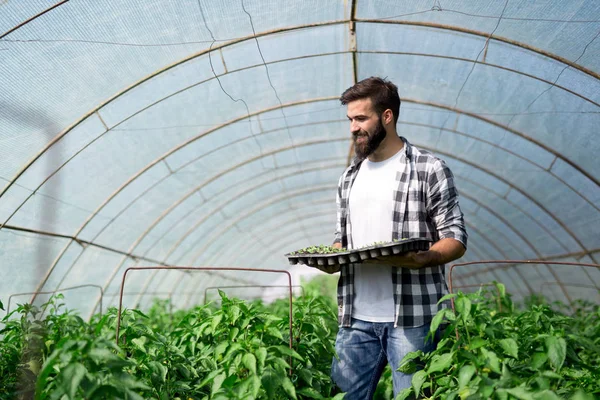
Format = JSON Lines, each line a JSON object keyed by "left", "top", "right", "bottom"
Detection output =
{"left": 350, "top": 121, "right": 360, "bottom": 133}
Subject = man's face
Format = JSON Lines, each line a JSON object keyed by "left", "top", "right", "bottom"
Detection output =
{"left": 347, "top": 98, "right": 387, "bottom": 159}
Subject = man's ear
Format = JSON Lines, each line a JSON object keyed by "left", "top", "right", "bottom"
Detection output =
{"left": 383, "top": 109, "right": 394, "bottom": 126}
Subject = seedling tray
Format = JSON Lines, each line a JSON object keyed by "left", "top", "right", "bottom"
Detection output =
{"left": 285, "top": 238, "right": 432, "bottom": 267}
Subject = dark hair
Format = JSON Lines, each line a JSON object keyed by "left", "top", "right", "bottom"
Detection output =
{"left": 340, "top": 77, "right": 401, "bottom": 124}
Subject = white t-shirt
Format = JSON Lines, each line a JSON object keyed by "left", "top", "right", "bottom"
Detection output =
{"left": 349, "top": 148, "right": 405, "bottom": 322}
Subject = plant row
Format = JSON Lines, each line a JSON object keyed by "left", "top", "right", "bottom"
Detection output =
{"left": 0, "top": 289, "right": 343, "bottom": 400}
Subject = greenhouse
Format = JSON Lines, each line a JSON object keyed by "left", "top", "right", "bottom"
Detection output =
{"left": 0, "top": 1, "right": 599, "bottom": 399}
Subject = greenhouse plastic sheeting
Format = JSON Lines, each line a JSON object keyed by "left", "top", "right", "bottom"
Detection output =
{"left": 0, "top": 0, "right": 598, "bottom": 316}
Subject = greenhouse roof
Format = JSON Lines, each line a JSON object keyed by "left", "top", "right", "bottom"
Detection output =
{"left": 1, "top": 0, "right": 599, "bottom": 317}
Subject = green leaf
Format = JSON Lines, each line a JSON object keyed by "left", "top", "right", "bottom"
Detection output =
{"left": 530, "top": 352, "right": 547, "bottom": 369}
{"left": 298, "top": 368, "right": 313, "bottom": 386}
{"left": 506, "top": 387, "right": 535, "bottom": 400}
{"left": 131, "top": 337, "right": 147, "bottom": 353}
{"left": 569, "top": 390, "right": 595, "bottom": 400}
{"left": 229, "top": 327, "right": 240, "bottom": 342}
{"left": 59, "top": 363, "right": 87, "bottom": 399}
{"left": 398, "top": 361, "right": 416, "bottom": 374}
{"left": 458, "top": 364, "right": 476, "bottom": 390}
{"left": 149, "top": 361, "right": 168, "bottom": 384}
{"left": 467, "top": 337, "right": 487, "bottom": 351}
{"left": 271, "top": 345, "right": 304, "bottom": 361}
{"left": 499, "top": 338, "right": 519, "bottom": 359}
{"left": 211, "top": 373, "right": 226, "bottom": 396}
{"left": 230, "top": 305, "right": 241, "bottom": 325}
{"left": 330, "top": 394, "right": 346, "bottom": 400}
{"left": 266, "top": 327, "right": 284, "bottom": 341}
{"left": 211, "top": 313, "right": 223, "bottom": 333}
{"left": 214, "top": 341, "right": 229, "bottom": 358}
{"left": 455, "top": 296, "right": 472, "bottom": 322}
{"left": 281, "top": 376, "right": 297, "bottom": 400}
{"left": 261, "top": 369, "right": 281, "bottom": 400}
{"left": 396, "top": 388, "right": 412, "bottom": 400}
{"left": 427, "top": 352, "right": 454, "bottom": 374}
{"left": 242, "top": 353, "right": 257, "bottom": 375}
{"left": 481, "top": 348, "right": 500, "bottom": 374}
{"left": 545, "top": 336, "right": 566, "bottom": 371}
{"left": 198, "top": 369, "right": 221, "bottom": 388}
{"left": 437, "top": 293, "right": 458, "bottom": 304}
{"left": 0, "top": 299, "right": 4, "bottom": 310}
{"left": 411, "top": 370, "right": 427, "bottom": 395}
{"left": 430, "top": 308, "right": 455, "bottom": 334}
{"left": 493, "top": 282, "right": 506, "bottom": 298}
{"left": 255, "top": 347, "right": 267, "bottom": 371}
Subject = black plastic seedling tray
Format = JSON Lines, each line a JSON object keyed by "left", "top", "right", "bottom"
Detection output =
{"left": 285, "top": 238, "right": 432, "bottom": 267}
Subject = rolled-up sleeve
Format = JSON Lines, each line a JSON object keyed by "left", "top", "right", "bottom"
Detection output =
{"left": 426, "top": 159, "right": 468, "bottom": 248}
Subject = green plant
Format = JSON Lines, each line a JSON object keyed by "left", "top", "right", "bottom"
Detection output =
{"left": 396, "top": 283, "right": 600, "bottom": 400}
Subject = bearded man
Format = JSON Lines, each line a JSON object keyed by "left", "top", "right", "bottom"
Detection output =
{"left": 326, "top": 77, "right": 468, "bottom": 399}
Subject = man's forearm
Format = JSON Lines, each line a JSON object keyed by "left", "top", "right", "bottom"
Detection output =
{"left": 363, "top": 237, "right": 465, "bottom": 268}
{"left": 426, "top": 237, "right": 466, "bottom": 266}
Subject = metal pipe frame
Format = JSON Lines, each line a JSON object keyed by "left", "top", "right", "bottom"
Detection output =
{"left": 4, "top": 93, "right": 595, "bottom": 300}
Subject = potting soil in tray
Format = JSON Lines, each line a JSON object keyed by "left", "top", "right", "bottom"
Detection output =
{"left": 285, "top": 238, "right": 432, "bottom": 267}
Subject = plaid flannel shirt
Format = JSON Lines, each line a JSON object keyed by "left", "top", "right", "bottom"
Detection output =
{"left": 333, "top": 137, "right": 467, "bottom": 328}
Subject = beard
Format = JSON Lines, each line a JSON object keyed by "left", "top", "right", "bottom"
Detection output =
{"left": 353, "top": 118, "right": 387, "bottom": 159}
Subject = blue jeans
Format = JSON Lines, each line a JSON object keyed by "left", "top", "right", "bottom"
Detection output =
{"left": 331, "top": 319, "right": 435, "bottom": 399}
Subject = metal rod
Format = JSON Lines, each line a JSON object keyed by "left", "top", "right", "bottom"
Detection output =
{"left": 0, "top": 1, "right": 70, "bottom": 39}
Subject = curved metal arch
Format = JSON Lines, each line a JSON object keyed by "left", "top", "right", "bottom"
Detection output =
{"left": 355, "top": 19, "right": 600, "bottom": 80}
{"left": 0, "top": 1, "right": 70, "bottom": 39}
{"left": 3, "top": 16, "right": 598, "bottom": 205}
{"left": 91, "top": 158, "right": 347, "bottom": 314}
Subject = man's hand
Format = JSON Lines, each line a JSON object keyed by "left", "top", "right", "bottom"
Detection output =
{"left": 363, "top": 250, "right": 440, "bottom": 269}
{"left": 313, "top": 242, "right": 343, "bottom": 274}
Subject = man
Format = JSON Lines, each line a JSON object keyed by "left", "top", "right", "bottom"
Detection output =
{"left": 326, "top": 77, "right": 467, "bottom": 399}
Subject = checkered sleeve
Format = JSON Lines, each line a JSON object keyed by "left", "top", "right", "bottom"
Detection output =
{"left": 427, "top": 158, "right": 468, "bottom": 248}
{"left": 333, "top": 174, "right": 343, "bottom": 245}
